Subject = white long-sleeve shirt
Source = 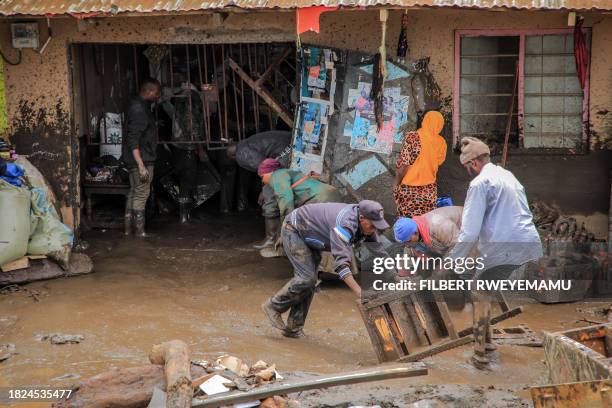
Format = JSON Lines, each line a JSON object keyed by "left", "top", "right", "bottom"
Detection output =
{"left": 449, "top": 162, "right": 543, "bottom": 270}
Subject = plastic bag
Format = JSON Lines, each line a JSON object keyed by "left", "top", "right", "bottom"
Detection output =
{"left": 27, "top": 187, "right": 74, "bottom": 269}
{"left": 0, "top": 179, "right": 30, "bottom": 265}
{"left": 16, "top": 156, "right": 61, "bottom": 219}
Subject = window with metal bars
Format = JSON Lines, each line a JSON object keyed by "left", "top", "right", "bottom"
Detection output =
{"left": 454, "top": 29, "right": 590, "bottom": 153}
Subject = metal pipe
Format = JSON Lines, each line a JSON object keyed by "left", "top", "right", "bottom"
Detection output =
{"left": 203, "top": 44, "right": 212, "bottom": 145}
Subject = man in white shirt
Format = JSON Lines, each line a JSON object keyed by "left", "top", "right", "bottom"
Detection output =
{"left": 450, "top": 137, "right": 542, "bottom": 369}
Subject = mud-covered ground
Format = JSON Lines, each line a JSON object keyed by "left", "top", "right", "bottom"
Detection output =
{"left": 0, "top": 212, "right": 607, "bottom": 407}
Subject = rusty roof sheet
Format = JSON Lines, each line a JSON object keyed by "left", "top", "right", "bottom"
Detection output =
{"left": 0, "top": 0, "right": 610, "bottom": 16}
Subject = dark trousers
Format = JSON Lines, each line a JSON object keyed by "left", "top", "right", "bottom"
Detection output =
{"left": 270, "top": 222, "right": 321, "bottom": 331}
{"left": 172, "top": 148, "right": 197, "bottom": 202}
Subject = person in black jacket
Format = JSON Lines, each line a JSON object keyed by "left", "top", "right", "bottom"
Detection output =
{"left": 122, "top": 79, "right": 161, "bottom": 237}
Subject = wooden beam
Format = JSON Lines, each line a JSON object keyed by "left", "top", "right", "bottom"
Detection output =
{"left": 227, "top": 57, "right": 294, "bottom": 128}
{"left": 256, "top": 46, "right": 293, "bottom": 86}
{"left": 192, "top": 363, "right": 427, "bottom": 407}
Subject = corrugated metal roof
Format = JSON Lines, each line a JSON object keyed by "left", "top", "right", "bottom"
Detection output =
{"left": 0, "top": 0, "right": 610, "bottom": 16}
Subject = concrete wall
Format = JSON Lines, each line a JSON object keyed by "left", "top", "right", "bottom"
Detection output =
{"left": 0, "top": 8, "right": 610, "bottom": 235}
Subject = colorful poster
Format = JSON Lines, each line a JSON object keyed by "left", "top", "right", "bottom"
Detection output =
{"left": 346, "top": 82, "right": 409, "bottom": 154}
{"left": 294, "top": 101, "right": 328, "bottom": 156}
{"left": 300, "top": 47, "right": 336, "bottom": 103}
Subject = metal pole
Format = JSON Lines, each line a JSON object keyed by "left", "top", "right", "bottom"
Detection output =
{"left": 239, "top": 44, "right": 246, "bottom": 139}
{"left": 221, "top": 44, "right": 229, "bottom": 142}
{"left": 186, "top": 44, "right": 194, "bottom": 144}
{"left": 196, "top": 45, "right": 211, "bottom": 146}
{"left": 247, "top": 44, "right": 259, "bottom": 133}
{"left": 230, "top": 44, "right": 241, "bottom": 141}
{"left": 211, "top": 45, "right": 224, "bottom": 143}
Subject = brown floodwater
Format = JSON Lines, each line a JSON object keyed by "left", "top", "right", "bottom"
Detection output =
{"left": 0, "top": 212, "right": 604, "bottom": 406}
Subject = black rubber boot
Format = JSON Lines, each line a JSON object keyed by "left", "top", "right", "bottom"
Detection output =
{"left": 253, "top": 217, "right": 280, "bottom": 250}
{"left": 133, "top": 210, "right": 147, "bottom": 238}
{"left": 179, "top": 201, "right": 192, "bottom": 224}
{"left": 124, "top": 209, "right": 133, "bottom": 236}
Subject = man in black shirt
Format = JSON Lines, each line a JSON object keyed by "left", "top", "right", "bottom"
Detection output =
{"left": 122, "top": 79, "right": 161, "bottom": 237}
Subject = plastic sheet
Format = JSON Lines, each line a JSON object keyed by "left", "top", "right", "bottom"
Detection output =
{"left": 27, "top": 187, "right": 74, "bottom": 269}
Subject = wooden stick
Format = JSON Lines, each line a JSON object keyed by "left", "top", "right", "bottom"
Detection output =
{"left": 501, "top": 61, "right": 519, "bottom": 168}
{"left": 149, "top": 340, "right": 192, "bottom": 408}
{"left": 192, "top": 363, "right": 427, "bottom": 407}
{"left": 228, "top": 57, "right": 294, "bottom": 127}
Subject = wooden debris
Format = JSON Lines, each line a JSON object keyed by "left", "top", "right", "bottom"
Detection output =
{"left": 192, "top": 363, "right": 428, "bottom": 407}
{"left": 531, "top": 380, "right": 612, "bottom": 408}
{"left": 53, "top": 364, "right": 208, "bottom": 408}
{"left": 543, "top": 323, "right": 612, "bottom": 384}
{"left": 0, "top": 253, "right": 93, "bottom": 286}
{"left": 149, "top": 340, "right": 192, "bottom": 408}
{"left": 1, "top": 256, "right": 29, "bottom": 272}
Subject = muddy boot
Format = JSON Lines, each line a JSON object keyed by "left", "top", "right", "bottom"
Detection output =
{"left": 133, "top": 210, "right": 148, "bottom": 238}
{"left": 124, "top": 209, "right": 134, "bottom": 236}
{"left": 253, "top": 217, "right": 280, "bottom": 250}
{"left": 261, "top": 299, "right": 287, "bottom": 331}
{"left": 472, "top": 294, "right": 492, "bottom": 369}
{"left": 485, "top": 325, "right": 497, "bottom": 352}
{"left": 260, "top": 244, "right": 285, "bottom": 258}
{"left": 179, "top": 200, "right": 192, "bottom": 224}
{"left": 283, "top": 289, "right": 313, "bottom": 338}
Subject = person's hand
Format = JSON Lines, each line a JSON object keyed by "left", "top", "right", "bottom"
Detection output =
{"left": 138, "top": 165, "right": 150, "bottom": 183}
{"left": 258, "top": 191, "right": 264, "bottom": 207}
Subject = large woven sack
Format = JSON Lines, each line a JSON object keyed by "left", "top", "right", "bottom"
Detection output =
{"left": 0, "top": 179, "right": 30, "bottom": 265}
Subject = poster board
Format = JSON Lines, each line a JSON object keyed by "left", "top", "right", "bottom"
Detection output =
{"left": 291, "top": 46, "right": 338, "bottom": 175}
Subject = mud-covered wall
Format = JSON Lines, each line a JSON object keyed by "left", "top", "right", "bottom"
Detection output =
{"left": 0, "top": 9, "right": 610, "bottom": 235}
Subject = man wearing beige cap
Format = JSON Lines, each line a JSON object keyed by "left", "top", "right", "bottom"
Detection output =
{"left": 450, "top": 137, "right": 542, "bottom": 369}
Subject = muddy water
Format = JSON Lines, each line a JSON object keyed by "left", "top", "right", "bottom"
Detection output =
{"left": 0, "top": 212, "right": 604, "bottom": 403}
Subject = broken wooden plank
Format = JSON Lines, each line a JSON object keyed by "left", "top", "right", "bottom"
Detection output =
{"left": 192, "top": 363, "right": 427, "bottom": 407}
{"left": 0, "top": 253, "right": 93, "bottom": 286}
{"left": 1, "top": 256, "right": 29, "bottom": 272}
{"left": 399, "top": 335, "right": 474, "bottom": 363}
{"left": 228, "top": 58, "right": 294, "bottom": 127}
{"left": 256, "top": 46, "right": 293, "bottom": 86}
{"left": 530, "top": 380, "right": 612, "bottom": 408}
{"left": 149, "top": 340, "right": 192, "bottom": 408}
{"left": 543, "top": 323, "right": 612, "bottom": 384}
{"left": 457, "top": 306, "right": 523, "bottom": 337}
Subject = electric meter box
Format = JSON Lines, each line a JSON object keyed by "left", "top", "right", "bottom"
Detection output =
{"left": 11, "top": 22, "right": 39, "bottom": 49}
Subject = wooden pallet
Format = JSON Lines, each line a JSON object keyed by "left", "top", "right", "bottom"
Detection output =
{"left": 359, "top": 289, "right": 522, "bottom": 363}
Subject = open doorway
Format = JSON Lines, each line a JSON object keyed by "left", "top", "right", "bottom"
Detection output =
{"left": 71, "top": 42, "right": 296, "bottom": 229}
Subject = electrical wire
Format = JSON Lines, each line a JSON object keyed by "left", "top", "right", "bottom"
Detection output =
{"left": 0, "top": 48, "right": 21, "bottom": 66}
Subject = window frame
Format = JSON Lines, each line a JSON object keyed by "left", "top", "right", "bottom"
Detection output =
{"left": 453, "top": 28, "right": 591, "bottom": 154}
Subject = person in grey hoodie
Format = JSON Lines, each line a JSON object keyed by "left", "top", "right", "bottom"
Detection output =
{"left": 262, "top": 200, "right": 390, "bottom": 338}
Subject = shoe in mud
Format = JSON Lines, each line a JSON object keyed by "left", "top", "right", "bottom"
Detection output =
{"left": 262, "top": 301, "right": 286, "bottom": 331}
{"left": 470, "top": 353, "right": 491, "bottom": 370}
{"left": 282, "top": 328, "right": 304, "bottom": 338}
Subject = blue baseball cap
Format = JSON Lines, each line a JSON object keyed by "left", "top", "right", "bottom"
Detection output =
{"left": 393, "top": 217, "right": 418, "bottom": 243}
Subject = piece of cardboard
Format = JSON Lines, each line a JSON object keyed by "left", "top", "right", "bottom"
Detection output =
{"left": 1, "top": 256, "right": 29, "bottom": 272}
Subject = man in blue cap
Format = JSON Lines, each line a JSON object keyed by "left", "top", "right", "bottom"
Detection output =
{"left": 262, "top": 200, "right": 390, "bottom": 338}
{"left": 393, "top": 206, "right": 464, "bottom": 269}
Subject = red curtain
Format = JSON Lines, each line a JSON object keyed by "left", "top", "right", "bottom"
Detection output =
{"left": 574, "top": 18, "right": 589, "bottom": 90}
